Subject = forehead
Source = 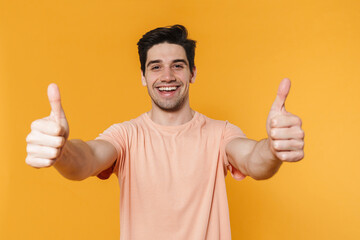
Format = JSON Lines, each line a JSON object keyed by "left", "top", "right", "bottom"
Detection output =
{"left": 146, "top": 43, "right": 187, "bottom": 63}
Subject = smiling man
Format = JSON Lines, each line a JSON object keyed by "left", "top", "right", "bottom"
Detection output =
{"left": 25, "top": 25, "right": 304, "bottom": 239}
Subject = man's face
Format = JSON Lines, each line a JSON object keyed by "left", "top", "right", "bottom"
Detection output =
{"left": 142, "top": 43, "right": 196, "bottom": 112}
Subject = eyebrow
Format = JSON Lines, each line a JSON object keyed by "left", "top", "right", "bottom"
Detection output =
{"left": 146, "top": 59, "right": 188, "bottom": 68}
{"left": 172, "top": 59, "right": 188, "bottom": 65}
{"left": 146, "top": 60, "right": 161, "bottom": 68}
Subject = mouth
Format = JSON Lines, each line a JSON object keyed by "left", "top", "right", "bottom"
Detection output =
{"left": 155, "top": 85, "right": 180, "bottom": 97}
{"left": 157, "top": 86, "right": 178, "bottom": 92}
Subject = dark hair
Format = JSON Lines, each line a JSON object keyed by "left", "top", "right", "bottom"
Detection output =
{"left": 137, "top": 24, "right": 196, "bottom": 75}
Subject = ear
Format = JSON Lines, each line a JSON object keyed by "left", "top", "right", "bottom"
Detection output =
{"left": 141, "top": 71, "right": 147, "bottom": 86}
{"left": 190, "top": 67, "right": 197, "bottom": 84}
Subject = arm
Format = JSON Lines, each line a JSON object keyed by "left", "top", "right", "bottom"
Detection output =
{"left": 53, "top": 139, "right": 117, "bottom": 180}
{"left": 26, "top": 83, "right": 117, "bottom": 180}
{"left": 226, "top": 79, "right": 304, "bottom": 180}
{"left": 226, "top": 138, "right": 282, "bottom": 180}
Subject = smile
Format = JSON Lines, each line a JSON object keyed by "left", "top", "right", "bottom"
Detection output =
{"left": 158, "top": 86, "right": 178, "bottom": 92}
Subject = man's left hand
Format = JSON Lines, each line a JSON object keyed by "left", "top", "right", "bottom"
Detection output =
{"left": 266, "top": 78, "right": 304, "bottom": 162}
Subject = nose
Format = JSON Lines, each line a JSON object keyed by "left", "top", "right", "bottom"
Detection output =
{"left": 160, "top": 67, "right": 175, "bottom": 82}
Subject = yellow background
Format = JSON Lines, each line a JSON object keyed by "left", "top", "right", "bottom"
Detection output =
{"left": 1, "top": 0, "right": 359, "bottom": 239}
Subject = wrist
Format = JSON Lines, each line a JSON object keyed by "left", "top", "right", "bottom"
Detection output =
{"left": 53, "top": 139, "right": 70, "bottom": 167}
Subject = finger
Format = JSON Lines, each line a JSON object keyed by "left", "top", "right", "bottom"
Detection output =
{"left": 31, "top": 118, "right": 65, "bottom": 136}
{"left": 271, "top": 78, "right": 291, "bottom": 112}
{"left": 272, "top": 139, "right": 304, "bottom": 151}
{"left": 271, "top": 114, "right": 302, "bottom": 128}
{"left": 26, "top": 144, "right": 61, "bottom": 159}
{"left": 270, "top": 126, "right": 304, "bottom": 140}
{"left": 47, "top": 83, "right": 65, "bottom": 122}
{"left": 25, "top": 156, "right": 55, "bottom": 168}
{"left": 26, "top": 130, "right": 65, "bottom": 148}
{"left": 275, "top": 150, "right": 304, "bottom": 162}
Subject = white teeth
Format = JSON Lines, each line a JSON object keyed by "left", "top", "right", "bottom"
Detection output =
{"left": 158, "top": 86, "right": 177, "bottom": 91}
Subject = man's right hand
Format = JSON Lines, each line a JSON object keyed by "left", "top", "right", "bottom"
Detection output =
{"left": 26, "top": 83, "right": 69, "bottom": 168}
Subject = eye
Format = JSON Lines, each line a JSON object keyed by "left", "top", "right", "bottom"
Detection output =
{"left": 173, "top": 64, "right": 184, "bottom": 69}
{"left": 151, "top": 65, "right": 160, "bottom": 70}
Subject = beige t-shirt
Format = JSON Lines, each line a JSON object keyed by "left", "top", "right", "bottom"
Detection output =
{"left": 97, "top": 112, "right": 246, "bottom": 240}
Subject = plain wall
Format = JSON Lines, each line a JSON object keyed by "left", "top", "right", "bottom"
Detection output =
{"left": 1, "top": 0, "right": 359, "bottom": 239}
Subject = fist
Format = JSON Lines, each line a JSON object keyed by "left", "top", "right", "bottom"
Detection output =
{"left": 266, "top": 79, "right": 304, "bottom": 162}
{"left": 26, "top": 84, "right": 69, "bottom": 168}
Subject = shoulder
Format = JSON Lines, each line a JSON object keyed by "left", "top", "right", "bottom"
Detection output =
{"left": 113, "top": 113, "right": 147, "bottom": 128}
{"left": 99, "top": 113, "right": 147, "bottom": 136}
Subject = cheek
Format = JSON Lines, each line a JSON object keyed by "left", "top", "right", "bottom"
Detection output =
{"left": 176, "top": 72, "right": 191, "bottom": 82}
{"left": 144, "top": 75, "right": 157, "bottom": 86}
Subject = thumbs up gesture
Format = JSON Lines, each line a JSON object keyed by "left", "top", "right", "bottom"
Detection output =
{"left": 266, "top": 79, "right": 304, "bottom": 162}
{"left": 26, "top": 84, "right": 69, "bottom": 168}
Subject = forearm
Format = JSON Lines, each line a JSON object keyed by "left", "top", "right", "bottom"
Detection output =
{"left": 53, "top": 139, "right": 96, "bottom": 181}
{"left": 246, "top": 138, "right": 282, "bottom": 180}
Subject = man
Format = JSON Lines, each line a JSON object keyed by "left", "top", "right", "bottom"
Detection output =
{"left": 26, "top": 25, "right": 304, "bottom": 239}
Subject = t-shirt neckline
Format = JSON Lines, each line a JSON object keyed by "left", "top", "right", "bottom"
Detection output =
{"left": 143, "top": 111, "right": 199, "bottom": 132}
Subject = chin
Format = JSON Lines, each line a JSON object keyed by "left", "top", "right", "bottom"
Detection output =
{"left": 154, "top": 98, "right": 186, "bottom": 112}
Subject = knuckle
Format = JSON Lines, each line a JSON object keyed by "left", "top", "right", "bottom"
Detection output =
{"left": 52, "top": 137, "right": 62, "bottom": 147}
{"left": 43, "top": 160, "right": 54, "bottom": 168}
{"left": 271, "top": 118, "right": 277, "bottom": 127}
{"left": 26, "top": 144, "right": 32, "bottom": 154}
{"left": 30, "top": 119, "right": 43, "bottom": 130}
{"left": 297, "top": 117, "right": 302, "bottom": 126}
{"left": 299, "top": 130, "right": 305, "bottom": 138}
{"left": 276, "top": 152, "right": 286, "bottom": 161}
{"left": 25, "top": 156, "right": 32, "bottom": 165}
{"left": 270, "top": 129, "right": 276, "bottom": 138}
{"left": 293, "top": 140, "right": 302, "bottom": 149}
{"left": 26, "top": 133, "right": 32, "bottom": 143}
{"left": 299, "top": 141, "right": 305, "bottom": 149}
{"left": 54, "top": 126, "right": 61, "bottom": 135}
{"left": 30, "top": 120, "right": 37, "bottom": 130}
{"left": 273, "top": 141, "right": 281, "bottom": 151}
{"left": 52, "top": 124, "right": 64, "bottom": 136}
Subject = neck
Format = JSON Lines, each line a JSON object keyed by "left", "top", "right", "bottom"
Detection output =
{"left": 148, "top": 103, "right": 194, "bottom": 126}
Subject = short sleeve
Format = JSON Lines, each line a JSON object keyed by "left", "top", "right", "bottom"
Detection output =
{"left": 222, "top": 121, "right": 247, "bottom": 181}
{"left": 95, "top": 123, "right": 128, "bottom": 179}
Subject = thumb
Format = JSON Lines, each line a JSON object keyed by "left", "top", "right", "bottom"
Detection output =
{"left": 47, "top": 83, "right": 65, "bottom": 122}
{"left": 271, "top": 78, "right": 291, "bottom": 112}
